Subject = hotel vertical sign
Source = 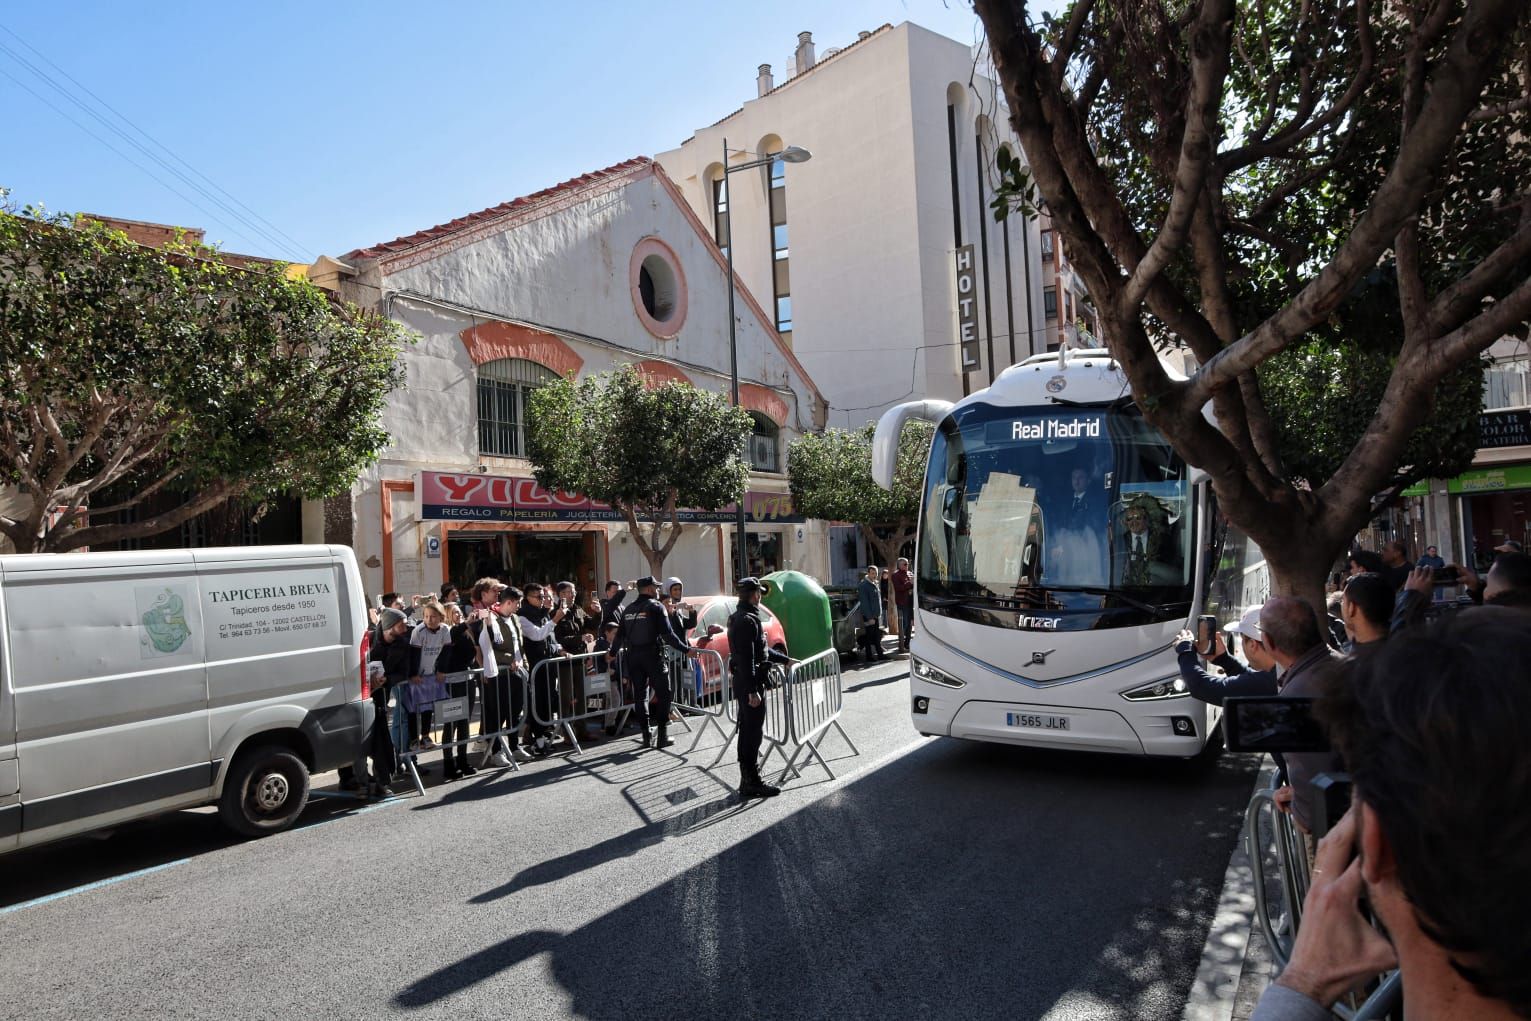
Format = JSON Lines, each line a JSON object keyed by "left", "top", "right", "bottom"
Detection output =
{"left": 955, "top": 244, "right": 980, "bottom": 370}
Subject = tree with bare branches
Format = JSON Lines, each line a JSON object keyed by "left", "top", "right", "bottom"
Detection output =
{"left": 0, "top": 209, "right": 407, "bottom": 553}
{"left": 974, "top": 0, "right": 1531, "bottom": 608}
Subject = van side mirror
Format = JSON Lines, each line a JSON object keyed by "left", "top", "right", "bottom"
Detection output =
{"left": 706, "top": 624, "right": 725, "bottom": 637}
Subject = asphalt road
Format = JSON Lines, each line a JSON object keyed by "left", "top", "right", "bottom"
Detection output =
{"left": 0, "top": 655, "right": 1257, "bottom": 1021}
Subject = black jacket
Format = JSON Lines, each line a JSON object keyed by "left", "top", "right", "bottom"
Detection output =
{"left": 728, "top": 602, "right": 790, "bottom": 697}
{"left": 613, "top": 594, "right": 688, "bottom": 657}
{"left": 667, "top": 602, "right": 697, "bottom": 642}
{"left": 517, "top": 603, "right": 561, "bottom": 665}
{"left": 600, "top": 592, "right": 627, "bottom": 625}
{"left": 370, "top": 626, "right": 419, "bottom": 687}
{"left": 554, "top": 605, "right": 593, "bottom": 655}
{"left": 436, "top": 621, "right": 478, "bottom": 674}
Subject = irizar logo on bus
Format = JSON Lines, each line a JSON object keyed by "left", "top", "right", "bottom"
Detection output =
{"left": 1018, "top": 615, "right": 1061, "bottom": 630}
{"left": 1011, "top": 417, "right": 1102, "bottom": 440}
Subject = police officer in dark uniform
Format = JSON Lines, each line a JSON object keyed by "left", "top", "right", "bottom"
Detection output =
{"left": 612, "top": 576, "right": 692, "bottom": 748}
{"left": 728, "top": 577, "right": 792, "bottom": 798}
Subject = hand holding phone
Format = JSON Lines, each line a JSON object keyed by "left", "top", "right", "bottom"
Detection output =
{"left": 1196, "top": 614, "right": 1217, "bottom": 655}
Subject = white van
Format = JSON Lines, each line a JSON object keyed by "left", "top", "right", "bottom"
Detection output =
{"left": 0, "top": 544, "right": 372, "bottom": 854}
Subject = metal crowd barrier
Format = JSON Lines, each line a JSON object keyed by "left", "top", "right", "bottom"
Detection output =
{"left": 706, "top": 648, "right": 858, "bottom": 784}
{"left": 529, "top": 650, "right": 633, "bottom": 756}
{"left": 672, "top": 646, "right": 731, "bottom": 752}
{"left": 1244, "top": 773, "right": 1403, "bottom": 1020}
{"left": 777, "top": 648, "right": 858, "bottom": 781}
{"left": 393, "top": 666, "right": 529, "bottom": 796}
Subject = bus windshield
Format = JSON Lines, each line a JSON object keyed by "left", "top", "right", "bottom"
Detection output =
{"left": 918, "top": 403, "right": 1194, "bottom": 626}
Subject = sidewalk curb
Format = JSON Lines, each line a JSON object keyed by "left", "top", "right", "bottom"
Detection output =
{"left": 1181, "top": 763, "right": 1274, "bottom": 1021}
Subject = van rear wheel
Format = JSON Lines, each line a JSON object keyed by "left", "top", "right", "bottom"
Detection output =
{"left": 219, "top": 745, "right": 310, "bottom": 837}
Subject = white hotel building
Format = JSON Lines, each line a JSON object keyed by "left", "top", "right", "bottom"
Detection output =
{"left": 657, "top": 22, "right": 1052, "bottom": 431}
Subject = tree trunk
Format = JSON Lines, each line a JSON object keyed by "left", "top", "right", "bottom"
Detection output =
{"left": 1261, "top": 538, "right": 1337, "bottom": 628}
{"left": 860, "top": 522, "right": 914, "bottom": 573}
{"left": 620, "top": 501, "right": 686, "bottom": 581}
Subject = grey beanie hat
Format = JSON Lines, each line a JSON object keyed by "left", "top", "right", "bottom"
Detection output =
{"left": 379, "top": 607, "right": 407, "bottom": 630}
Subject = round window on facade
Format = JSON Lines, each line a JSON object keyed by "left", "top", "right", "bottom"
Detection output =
{"left": 630, "top": 237, "right": 688, "bottom": 338}
{"left": 639, "top": 256, "right": 677, "bottom": 321}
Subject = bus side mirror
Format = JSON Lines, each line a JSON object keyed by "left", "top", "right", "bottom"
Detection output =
{"left": 942, "top": 487, "right": 961, "bottom": 527}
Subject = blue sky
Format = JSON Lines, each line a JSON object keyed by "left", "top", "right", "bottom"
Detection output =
{"left": 1, "top": 1, "right": 991, "bottom": 261}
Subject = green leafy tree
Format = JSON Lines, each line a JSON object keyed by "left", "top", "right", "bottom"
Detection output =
{"left": 525, "top": 366, "right": 752, "bottom": 577}
{"left": 788, "top": 421, "right": 933, "bottom": 569}
{"left": 0, "top": 208, "right": 408, "bottom": 553}
{"left": 975, "top": 0, "right": 1531, "bottom": 608}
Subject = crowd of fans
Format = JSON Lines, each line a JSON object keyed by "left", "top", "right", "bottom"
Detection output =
{"left": 1173, "top": 539, "right": 1530, "bottom": 1019}
{"left": 354, "top": 576, "right": 704, "bottom": 797}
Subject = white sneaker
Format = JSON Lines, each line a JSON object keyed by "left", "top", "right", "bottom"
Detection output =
{"left": 512, "top": 746, "right": 533, "bottom": 762}
{"left": 488, "top": 752, "right": 512, "bottom": 768}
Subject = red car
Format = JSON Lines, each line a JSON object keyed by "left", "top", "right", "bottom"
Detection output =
{"left": 680, "top": 595, "right": 789, "bottom": 700}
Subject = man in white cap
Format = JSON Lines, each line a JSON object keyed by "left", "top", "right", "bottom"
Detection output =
{"left": 1172, "top": 606, "right": 1279, "bottom": 705}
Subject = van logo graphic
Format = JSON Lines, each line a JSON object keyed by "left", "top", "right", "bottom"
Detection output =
{"left": 138, "top": 586, "right": 192, "bottom": 658}
{"left": 1030, "top": 648, "right": 1056, "bottom": 665}
{"left": 1045, "top": 375, "right": 1067, "bottom": 393}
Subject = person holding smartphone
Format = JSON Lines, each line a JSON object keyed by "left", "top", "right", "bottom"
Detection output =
{"left": 1173, "top": 606, "right": 1278, "bottom": 706}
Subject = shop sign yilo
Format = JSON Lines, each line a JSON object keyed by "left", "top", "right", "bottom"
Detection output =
{"left": 415, "top": 472, "right": 803, "bottom": 524}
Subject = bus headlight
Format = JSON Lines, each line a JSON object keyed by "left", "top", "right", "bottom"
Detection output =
{"left": 1120, "top": 675, "right": 1189, "bottom": 701}
{"left": 911, "top": 657, "right": 964, "bottom": 688}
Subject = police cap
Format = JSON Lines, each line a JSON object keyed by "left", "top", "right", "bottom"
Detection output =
{"left": 635, "top": 576, "right": 660, "bottom": 591}
{"left": 736, "top": 577, "right": 765, "bottom": 594}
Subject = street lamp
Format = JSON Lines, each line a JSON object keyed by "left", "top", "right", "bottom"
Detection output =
{"left": 722, "top": 138, "right": 812, "bottom": 586}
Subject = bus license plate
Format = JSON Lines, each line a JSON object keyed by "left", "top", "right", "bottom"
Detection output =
{"left": 1006, "top": 712, "right": 1070, "bottom": 731}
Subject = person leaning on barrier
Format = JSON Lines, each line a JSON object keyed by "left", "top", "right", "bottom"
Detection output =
{"left": 612, "top": 576, "right": 694, "bottom": 749}
{"left": 517, "top": 583, "right": 567, "bottom": 758}
{"left": 1250, "top": 608, "right": 1531, "bottom": 1021}
{"left": 728, "top": 577, "right": 794, "bottom": 799}
{"left": 436, "top": 603, "right": 479, "bottom": 781}
{"left": 1173, "top": 606, "right": 1279, "bottom": 706}
{"left": 478, "top": 587, "right": 528, "bottom": 768}
{"left": 367, "top": 607, "right": 415, "bottom": 797}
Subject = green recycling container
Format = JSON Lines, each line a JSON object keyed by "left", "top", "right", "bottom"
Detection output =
{"left": 761, "top": 570, "right": 834, "bottom": 660}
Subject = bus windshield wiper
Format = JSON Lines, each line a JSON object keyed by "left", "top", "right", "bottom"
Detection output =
{"left": 1041, "top": 586, "right": 1175, "bottom": 616}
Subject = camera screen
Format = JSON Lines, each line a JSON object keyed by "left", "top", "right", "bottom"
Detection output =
{"left": 1224, "top": 696, "right": 1329, "bottom": 754}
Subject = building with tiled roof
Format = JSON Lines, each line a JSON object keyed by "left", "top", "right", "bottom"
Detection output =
{"left": 317, "top": 157, "right": 831, "bottom": 600}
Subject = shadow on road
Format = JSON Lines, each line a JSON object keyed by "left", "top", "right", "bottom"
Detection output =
{"left": 843, "top": 669, "right": 910, "bottom": 694}
{"left": 396, "top": 739, "right": 1257, "bottom": 1020}
{"left": 0, "top": 780, "right": 383, "bottom": 909}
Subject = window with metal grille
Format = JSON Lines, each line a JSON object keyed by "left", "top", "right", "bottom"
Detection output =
{"left": 477, "top": 358, "right": 558, "bottom": 456}
{"left": 749, "top": 413, "right": 780, "bottom": 472}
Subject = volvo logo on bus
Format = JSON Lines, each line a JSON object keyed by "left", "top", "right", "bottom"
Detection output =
{"left": 1030, "top": 648, "right": 1056, "bottom": 664}
{"left": 1018, "top": 616, "right": 1061, "bottom": 630}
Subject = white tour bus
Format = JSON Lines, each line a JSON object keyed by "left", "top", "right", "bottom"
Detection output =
{"left": 873, "top": 349, "right": 1266, "bottom": 757}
